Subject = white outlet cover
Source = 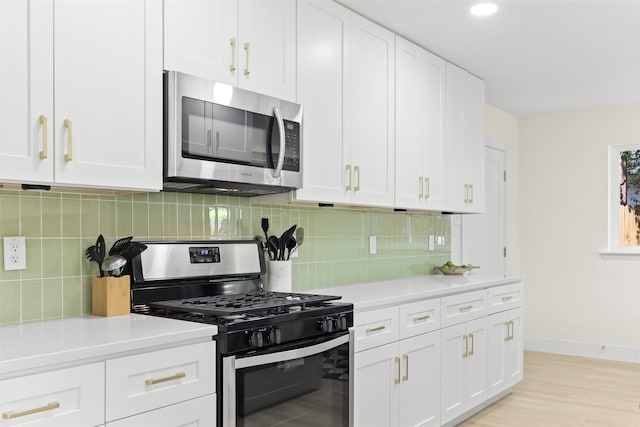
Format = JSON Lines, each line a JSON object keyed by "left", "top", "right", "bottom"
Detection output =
{"left": 4, "top": 236, "right": 26, "bottom": 270}
{"left": 369, "top": 236, "right": 377, "bottom": 255}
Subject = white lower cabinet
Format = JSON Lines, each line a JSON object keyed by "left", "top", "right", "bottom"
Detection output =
{"left": 106, "top": 394, "right": 215, "bottom": 427}
{"left": 0, "top": 362, "right": 104, "bottom": 427}
{"left": 487, "top": 308, "right": 524, "bottom": 398}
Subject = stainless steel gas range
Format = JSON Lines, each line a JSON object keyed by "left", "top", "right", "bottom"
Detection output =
{"left": 129, "top": 240, "right": 353, "bottom": 427}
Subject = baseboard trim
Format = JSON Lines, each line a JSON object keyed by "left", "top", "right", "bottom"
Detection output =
{"left": 442, "top": 388, "right": 512, "bottom": 427}
{"left": 525, "top": 336, "right": 640, "bottom": 363}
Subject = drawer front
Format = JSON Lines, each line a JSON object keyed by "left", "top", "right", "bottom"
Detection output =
{"left": 0, "top": 362, "right": 104, "bottom": 427}
{"left": 441, "top": 290, "right": 487, "bottom": 328}
{"left": 399, "top": 298, "right": 440, "bottom": 339}
{"left": 106, "top": 394, "right": 215, "bottom": 427}
{"left": 353, "top": 306, "right": 399, "bottom": 352}
{"left": 488, "top": 282, "right": 523, "bottom": 314}
{"left": 105, "top": 341, "right": 215, "bottom": 422}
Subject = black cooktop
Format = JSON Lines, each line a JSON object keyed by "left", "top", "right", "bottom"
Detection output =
{"left": 146, "top": 291, "right": 341, "bottom": 317}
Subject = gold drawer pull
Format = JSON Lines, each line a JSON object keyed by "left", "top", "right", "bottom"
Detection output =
{"left": 459, "top": 305, "right": 473, "bottom": 313}
{"left": 244, "top": 42, "right": 250, "bottom": 76}
{"left": 39, "top": 115, "right": 48, "bottom": 159}
{"left": 3, "top": 401, "right": 60, "bottom": 420}
{"left": 463, "top": 335, "right": 468, "bottom": 358}
{"left": 365, "top": 325, "right": 385, "bottom": 333}
{"left": 63, "top": 119, "right": 72, "bottom": 162}
{"left": 402, "top": 354, "right": 409, "bottom": 381}
{"left": 394, "top": 357, "right": 401, "bottom": 384}
{"left": 501, "top": 296, "right": 513, "bottom": 302}
{"left": 469, "top": 332, "right": 475, "bottom": 356}
{"left": 413, "top": 315, "right": 430, "bottom": 322}
{"left": 229, "top": 37, "right": 237, "bottom": 72}
{"left": 145, "top": 372, "right": 186, "bottom": 386}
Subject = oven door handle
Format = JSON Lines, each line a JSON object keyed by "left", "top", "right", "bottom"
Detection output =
{"left": 271, "top": 106, "right": 286, "bottom": 179}
{"left": 235, "top": 334, "right": 349, "bottom": 369}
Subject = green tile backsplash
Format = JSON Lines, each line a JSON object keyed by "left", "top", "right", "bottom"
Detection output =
{"left": 0, "top": 189, "right": 450, "bottom": 324}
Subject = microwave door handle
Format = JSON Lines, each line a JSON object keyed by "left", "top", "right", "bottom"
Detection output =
{"left": 271, "top": 107, "right": 286, "bottom": 178}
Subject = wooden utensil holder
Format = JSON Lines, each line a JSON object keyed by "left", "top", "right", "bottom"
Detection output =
{"left": 92, "top": 275, "right": 130, "bottom": 317}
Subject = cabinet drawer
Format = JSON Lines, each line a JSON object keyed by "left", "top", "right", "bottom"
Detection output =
{"left": 488, "top": 283, "right": 523, "bottom": 314}
{"left": 399, "top": 298, "right": 440, "bottom": 339}
{"left": 441, "top": 290, "right": 487, "bottom": 327}
{"left": 0, "top": 362, "right": 104, "bottom": 427}
{"left": 353, "top": 306, "right": 399, "bottom": 352}
{"left": 105, "top": 341, "right": 215, "bottom": 422}
{"left": 106, "top": 394, "right": 216, "bottom": 427}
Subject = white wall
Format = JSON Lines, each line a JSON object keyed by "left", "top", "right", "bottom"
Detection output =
{"left": 520, "top": 103, "right": 640, "bottom": 362}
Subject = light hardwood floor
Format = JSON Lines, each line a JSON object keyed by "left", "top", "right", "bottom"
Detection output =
{"left": 460, "top": 351, "right": 640, "bottom": 427}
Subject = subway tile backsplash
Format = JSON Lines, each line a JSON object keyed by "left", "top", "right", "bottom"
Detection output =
{"left": 0, "top": 189, "right": 450, "bottom": 324}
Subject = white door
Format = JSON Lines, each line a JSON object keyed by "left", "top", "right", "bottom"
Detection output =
{"left": 53, "top": 0, "right": 162, "bottom": 191}
{"left": 164, "top": 0, "right": 238, "bottom": 85}
{"left": 295, "top": 0, "right": 351, "bottom": 204}
{"left": 462, "top": 146, "right": 506, "bottom": 275}
{"left": 398, "top": 332, "right": 440, "bottom": 427}
{"left": 353, "top": 343, "right": 399, "bottom": 427}
{"left": 348, "top": 14, "right": 395, "bottom": 207}
{"left": 238, "top": 0, "right": 296, "bottom": 101}
{"left": 0, "top": 0, "right": 53, "bottom": 183}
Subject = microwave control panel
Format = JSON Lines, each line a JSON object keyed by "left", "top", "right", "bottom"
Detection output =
{"left": 283, "top": 120, "right": 300, "bottom": 172}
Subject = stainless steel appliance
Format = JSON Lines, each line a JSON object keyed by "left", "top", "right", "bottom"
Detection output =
{"left": 129, "top": 240, "right": 352, "bottom": 427}
{"left": 164, "top": 71, "right": 303, "bottom": 196}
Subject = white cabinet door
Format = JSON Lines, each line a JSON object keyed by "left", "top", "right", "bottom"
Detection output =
{"left": 353, "top": 342, "right": 399, "bottom": 427}
{"left": 488, "top": 308, "right": 524, "bottom": 398}
{"left": 295, "top": 0, "right": 352, "bottom": 204}
{"left": 440, "top": 317, "right": 487, "bottom": 424}
{"left": 398, "top": 331, "right": 440, "bottom": 427}
{"left": 445, "top": 62, "right": 485, "bottom": 213}
{"left": 106, "top": 394, "right": 216, "bottom": 427}
{"left": 348, "top": 14, "right": 395, "bottom": 207}
{"left": 164, "top": 0, "right": 237, "bottom": 85}
{"left": 238, "top": 0, "right": 296, "bottom": 101}
{"left": 395, "top": 36, "right": 445, "bottom": 211}
{"left": 0, "top": 0, "right": 53, "bottom": 183}
{"left": 53, "top": 0, "right": 162, "bottom": 191}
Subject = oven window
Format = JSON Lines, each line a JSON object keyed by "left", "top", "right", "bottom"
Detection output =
{"left": 181, "top": 97, "right": 274, "bottom": 167}
{"left": 236, "top": 342, "right": 349, "bottom": 427}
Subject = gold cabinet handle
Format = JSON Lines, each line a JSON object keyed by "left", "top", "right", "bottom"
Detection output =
{"left": 469, "top": 184, "right": 474, "bottom": 203}
{"left": 354, "top": 165, "right": 360, "bottom": 191}
{"left": 2, "top": 401, "right": 60, "bottom": 420}
{"left": 413, "top": 315, "right": 430, "bottom": 322}
{"left": 418, "top": 176, "right": 424, "bottom": 199}
{"left": 394, "top": 357, "right": 401, "bottom": 384}
{"left": 365, "top": 325, "right": 385, "bottom": 333}
{"left": 39, "top": 115, "right": 48, "bottom": 159}
{"left": 230, "top": 37, "right": 237, "bottom": 72}
{"left": 504, "top": 321, "right": 511, "bottom": 341}
{"left": 244, "top": 42, "right": 250, "bottom": 76}
{"left": 463, "top": 184, "right": 469, "bottom": 203}
{"left": 63, "top": 119, "right": 72, "bottom": 162}
{"left": 402, "top": 354, "right": 409, "bottom": 382}
{"left": 145, "top": 371, "right": 186, "bottom": 386}
{"left": 345, "top": 164, "right": 352, "bottom": 191}
{"left": 424, "top": 177, "right": 430, "bottom": 199}
{"left": 463, "top": 334, "right": 468, "bottom": 358}
{"left": 502, "top": 296, "right": 513, "bottom": 302}
{"left": 469, "top": 333, "right": 474, "bottom": 356}
{"left": 459, "top": 305, "right": 473, "bottom": 313}
{"left": 508, "top": 320, "right": 514, "bottom": 340}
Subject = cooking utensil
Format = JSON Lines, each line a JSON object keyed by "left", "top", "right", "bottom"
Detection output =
{"left": 102, "top": 255, "right": 127, "bottom": 277}
{"left": 96, "top": 234, "right": 106, "bottom": 276}
{"left": 285, "top": 236, "right": 297, "bottom": 260}
{"left": 85, "top": 245, "right": 101, "bottom": 274}
{"left": 120, "top": 241, "right": 147, "bottom": 260}
{"left": 295, "top": 227, "right": 304, "bottom": 249}
{"left": 261, "top": 218, "right": 269, "bottom": 244}
{"left": 277, "top": 224, "right": 297, "bottom": 261}
{"left": 267, "top": 235, "right": 280, "bottom": 260}
{"left": 109, "top": 236, "right": 133, "bottom": 256}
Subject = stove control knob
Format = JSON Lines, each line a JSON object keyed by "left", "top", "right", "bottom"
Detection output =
{"left": 268, "top": 328, "right": 282, "bottom": 345}
{"left": 335, "top": 316, "right": 348, "bottom": 331}
{"left": 321, "top": 317, "right": 334, "bottom": 333}
{"left": 249, "top": 331, "right": 264, "bottom": 348}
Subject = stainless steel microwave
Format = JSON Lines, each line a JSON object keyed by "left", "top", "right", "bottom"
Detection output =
{"left": 164, "top": 71, "right": 303, "bottom": 196}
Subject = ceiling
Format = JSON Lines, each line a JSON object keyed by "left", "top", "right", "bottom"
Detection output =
{"left": 337, "top": 0, "right": 640, "bottom": 117}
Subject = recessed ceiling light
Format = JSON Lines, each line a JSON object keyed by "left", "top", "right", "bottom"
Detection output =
{"left": 470, "top": 3, "right": 498, "bottom": 17}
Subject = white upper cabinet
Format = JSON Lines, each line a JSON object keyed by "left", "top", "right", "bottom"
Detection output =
{"left": 0, "top": 0, "right": 162, "bottom": 191}
{"left": 0, "top": 0, "right": 53, "bottom": 183}
{"left": 445, "top": 62, "right": 485, "bottom": 213}
{"left": 395, "top": 36, "right": 446, "bottom": 210}
{"left": 294, "top": 1, "right": 395, "bottom": 207}
{"left": 164, "top": 0, "right": 296, "bottom": 102}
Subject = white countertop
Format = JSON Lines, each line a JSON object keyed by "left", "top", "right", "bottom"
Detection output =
{"left": 0, "top": 314, "right": 217, "bottom": 377}
{"left": 313, "top": 273, "right": 523, "bottom": 311}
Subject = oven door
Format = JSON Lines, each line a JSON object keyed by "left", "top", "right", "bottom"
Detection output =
{"left": 222, "top": 334, "right": 351, "bottom": 427}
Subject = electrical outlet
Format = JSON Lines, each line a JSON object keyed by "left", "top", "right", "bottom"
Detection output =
{"left": 428, "top": 234, "right": 435, "bottom": 251}
{"left": 369, "top": 236, "right": 377, "bottom": 255}
{"left": 4, "top": 236, "right": 27, "bottom": 271}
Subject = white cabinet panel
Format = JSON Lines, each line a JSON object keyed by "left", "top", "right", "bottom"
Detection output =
{"left": 353, "top": 306, "right": 399, "bottom": 352}
{"left": 441, "top": 289, "right": 487, "bottom": 327}
{"left": 488, "top": 308, "right": 524, "bottom": 398}
{"left": 488, "top": 282, "right": 523, "bottom": 314}
{"left": 0, "top": 362, "right": 104, "bottom": 427}
{"left": 106, "top": 395, "right": 215, "bottom": 427}
{"left": 399, "top": 298, "right": 440, "bottom": 339}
